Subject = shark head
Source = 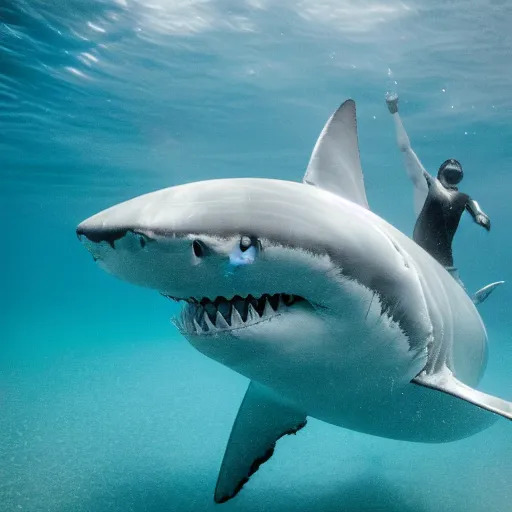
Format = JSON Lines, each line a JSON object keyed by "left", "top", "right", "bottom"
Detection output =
{"left": 77, "top": 177, "right": 428, "bottom": 381}
{"left": 77, "top": 101, "right": 433, "bottom": 388}
{"left": 76, "top": 178, "right": 344, "bottom": 339}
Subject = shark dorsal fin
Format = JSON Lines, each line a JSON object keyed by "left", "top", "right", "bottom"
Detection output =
{"left": 303, "top": 99, "right": 369, "bottom": 209}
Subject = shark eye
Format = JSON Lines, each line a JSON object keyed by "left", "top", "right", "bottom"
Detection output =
{"left": 192, "top": 240, "right": 206, "bottom": 258}
{"left": 240, "top": 236, "right": 256, "bottom": 252}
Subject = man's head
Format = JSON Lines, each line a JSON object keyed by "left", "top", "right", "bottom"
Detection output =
{"left": 438, "top": 159, "right": 463, "bottom": 187}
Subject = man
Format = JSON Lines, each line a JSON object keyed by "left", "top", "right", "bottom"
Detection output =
{"left": 385, "top": 92, "right": 503, "bottom": 304}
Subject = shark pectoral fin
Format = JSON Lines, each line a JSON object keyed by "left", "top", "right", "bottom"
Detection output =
{"left": 214, "top": 381, "right": 307, "bottom": 504}
{"left": 413, "top": 367, "right": 512, "bottom": 421}
{"left": 472, "top": 281, "right": 505, "bottom": 305}
{"left": 303, "top": 99, "right": 369, "bottom": 209}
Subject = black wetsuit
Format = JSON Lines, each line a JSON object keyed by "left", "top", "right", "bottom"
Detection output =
{"left": 413, "top": 184, "right": 469, "bottom": 268}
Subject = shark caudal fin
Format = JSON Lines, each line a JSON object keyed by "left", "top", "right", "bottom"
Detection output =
{"left": 303, "top": 99, "right": 369, "bottom": 209}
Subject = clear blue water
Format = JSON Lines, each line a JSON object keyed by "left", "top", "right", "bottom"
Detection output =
{"left": 2, "top": 1, "right": 512, "bottom": 511}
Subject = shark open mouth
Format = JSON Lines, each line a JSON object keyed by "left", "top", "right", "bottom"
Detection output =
{"left": 166, "top": 293, "right": 307, "bottom": 335}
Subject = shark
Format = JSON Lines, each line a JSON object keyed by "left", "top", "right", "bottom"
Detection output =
{"left": 76, "top": 99, "right": 512, "bottom": 504}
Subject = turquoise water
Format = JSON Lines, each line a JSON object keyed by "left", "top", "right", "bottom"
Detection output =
{"left": 2, "top": 1, "right": 512, "bottom": 510}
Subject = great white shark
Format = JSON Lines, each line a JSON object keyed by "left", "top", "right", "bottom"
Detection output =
{"left": 76, "top": 99, "right": 511, "bottom": 503}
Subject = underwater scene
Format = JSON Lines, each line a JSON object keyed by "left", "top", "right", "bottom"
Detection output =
{"left": 2, "top": 1, "right": 512, "bottom": 511}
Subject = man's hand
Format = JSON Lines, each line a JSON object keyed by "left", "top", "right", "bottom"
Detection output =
{"left": 476, "top": 213, "right": 491, "bottom": 231}
{"left": 385, "top": 92, "right": 399, "bottom": 114}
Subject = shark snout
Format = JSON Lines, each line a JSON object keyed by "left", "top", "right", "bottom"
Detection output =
{"left": 76, "top": 224, "right": 131, "bottom": 250}
{"left": 76, "top": 219, "right": 157, "bottom": 271}
{"left": 75, "top": 217, "right": 269, "bottom": 298}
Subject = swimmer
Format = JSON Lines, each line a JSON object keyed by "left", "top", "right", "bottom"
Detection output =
{"left": 385, "top": 92, "right": 503, "bottom": 305}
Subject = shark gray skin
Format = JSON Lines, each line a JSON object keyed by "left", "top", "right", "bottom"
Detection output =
{"left": 76, "top": 100, "right": 512, "bottom": 504}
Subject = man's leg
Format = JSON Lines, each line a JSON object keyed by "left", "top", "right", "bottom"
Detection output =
{"left": 445, "top": 266, "right": 466, "bottom": 290}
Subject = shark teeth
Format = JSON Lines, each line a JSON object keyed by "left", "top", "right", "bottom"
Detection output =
{"left": 247, "top": 303, "right": 259, "bottom": 323}
{"left": 203, "top": 312, "right": 216, "bottom": 332}
{"left": 168, "top": 293, "right": 307, "bottom": 335}
{"left": 231, "top": 306, "right": 244, "bottom": 327}
{"left": 263, "top": 299, "right": 274, "bottom": 317}
{"left": 216, "top": 310, "right": 230, "bottom": 329}
{"left": 193, "top": 318, "right": 204, "bottom": 334}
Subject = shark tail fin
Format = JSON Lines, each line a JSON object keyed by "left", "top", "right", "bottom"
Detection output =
{"left": 472, "top": 281, "right": 505, "bottom": 305}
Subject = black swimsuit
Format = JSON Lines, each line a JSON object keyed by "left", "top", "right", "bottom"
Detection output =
{"left": 413, "top": 184, "right": 469, "bottom": 267}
